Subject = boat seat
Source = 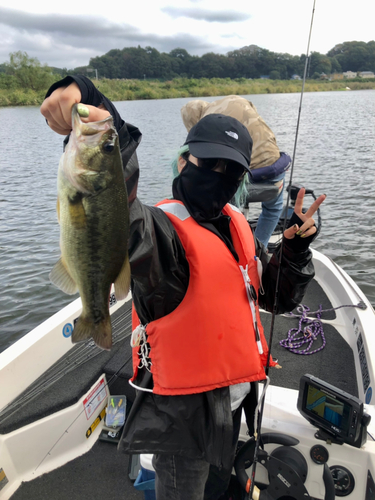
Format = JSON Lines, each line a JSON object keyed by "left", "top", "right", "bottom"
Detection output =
{"left": 245, "top": 179, "right": 282, "bottom": 204}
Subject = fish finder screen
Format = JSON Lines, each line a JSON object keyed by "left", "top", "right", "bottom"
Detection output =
{"left": 306, "top": 384, "right": 351, "bottom": 432}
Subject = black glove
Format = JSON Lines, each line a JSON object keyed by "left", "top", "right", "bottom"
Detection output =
{"left": 284, "top": 212, "right": 317, "bottom": 252}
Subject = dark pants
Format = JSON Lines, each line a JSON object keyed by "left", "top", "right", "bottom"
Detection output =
{"left": 152, "top": 407, "right": 243, "bottom": 500}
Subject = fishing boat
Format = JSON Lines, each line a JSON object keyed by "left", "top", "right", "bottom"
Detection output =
{"left": 1, "top": 183, "right": 374, "bottom": 500}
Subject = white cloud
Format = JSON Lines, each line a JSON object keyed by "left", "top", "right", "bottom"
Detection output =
{"left": 161, "top": 6, "right": 251, "bottom": 22}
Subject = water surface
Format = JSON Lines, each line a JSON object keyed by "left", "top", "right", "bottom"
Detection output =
{"left": 1, "top": 90, "right": 374, "bottom": 353}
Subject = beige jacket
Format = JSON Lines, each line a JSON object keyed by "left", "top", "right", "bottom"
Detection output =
{"left": 181, "top": 95, "right": 281, "bottom": 170}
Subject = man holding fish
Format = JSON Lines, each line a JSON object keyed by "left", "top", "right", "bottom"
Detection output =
{"left": 41, "top": 75, "right": 325, "bottom": 500}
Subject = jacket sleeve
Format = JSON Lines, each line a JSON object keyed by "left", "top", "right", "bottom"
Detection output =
{"left": 255, "top": 216, "right": 315, "bottom": 315}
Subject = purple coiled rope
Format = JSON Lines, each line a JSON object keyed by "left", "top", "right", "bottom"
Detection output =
{"left": 280, "top": 304, "right": 326, "bottom": 355}
{"left": 280, "top": 302, "right": 366, "bottom": 355}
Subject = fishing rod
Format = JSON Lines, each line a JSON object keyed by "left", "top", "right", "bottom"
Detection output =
{"left": 248, "top": 1, "right": 317, "bottom": 498}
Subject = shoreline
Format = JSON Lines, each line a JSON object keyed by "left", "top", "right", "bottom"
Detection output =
{"left": 1, "top": 77, "right": 375, "bottom": 107}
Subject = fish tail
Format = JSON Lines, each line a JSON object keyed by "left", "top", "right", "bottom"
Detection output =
{"left": 72, "top": 314, "right": 112, "bottom": 351}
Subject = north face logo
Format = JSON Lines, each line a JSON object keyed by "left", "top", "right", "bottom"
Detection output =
{"left": 225, "top": 131, "right": 238, "bottom": 140}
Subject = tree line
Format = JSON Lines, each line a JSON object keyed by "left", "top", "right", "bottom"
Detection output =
{"left": 0, "top": 40, "right": 374, "bottom": 98}
{"left": 84, "top": 41, "right": 375, "bottom": 80}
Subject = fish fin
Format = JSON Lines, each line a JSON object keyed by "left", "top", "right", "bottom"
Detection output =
{"left": 114, "top": 253, "right": 131, "bottom": 300}
{"left": 49, "top": 257, "right": 78, "bottom": 294}
{"left": 72, "top": 314, "right": 112, "bottom": 351}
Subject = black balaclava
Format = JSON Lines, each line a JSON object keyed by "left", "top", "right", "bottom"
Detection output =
{"left": 172, "top": 160, "right": 240, "bottom": 223}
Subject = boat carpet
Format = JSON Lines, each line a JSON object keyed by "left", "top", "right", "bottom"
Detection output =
{"left": 258, "top": 276, "right": 359, "bottom": 395}
{"left": 10, "top": 440, "right": 143, "bottom": 500}
{"left": 260, "top": 315, "right": 358, "bottom": 397}
{"left": 260, "top": 277, "right": 358, "bottom": 397}
{"left": 0, "top": 300, "right": 135, "bottom": 435}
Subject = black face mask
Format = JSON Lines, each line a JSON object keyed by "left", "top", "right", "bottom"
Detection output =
{"left": 172, "top": 160, "right": 240, "bottom": 222}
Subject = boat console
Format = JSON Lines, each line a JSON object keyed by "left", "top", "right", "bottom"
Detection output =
{"left": 235, "top": 375, "right": 375, "bottom": 499}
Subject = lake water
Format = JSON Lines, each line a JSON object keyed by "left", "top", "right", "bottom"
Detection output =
{"left": 1, "top": 90, "right": 375, "bottom": 353}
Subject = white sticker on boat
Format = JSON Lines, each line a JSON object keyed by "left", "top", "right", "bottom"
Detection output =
{"left": 62, "top": 323, "right": 73, "bottom": 338}
{"left": 83, "top": 378, "right": 107, "bottom": 420}
{"left": 0, "top": 468, "right": 8, "bottom": 492}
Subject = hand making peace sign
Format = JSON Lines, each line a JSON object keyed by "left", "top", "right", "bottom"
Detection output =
{"left": 283, "top": 187, "right": 326, "bottom": 240}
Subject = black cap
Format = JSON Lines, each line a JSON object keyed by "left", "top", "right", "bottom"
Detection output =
{"left": 184, "top": 113, "right": 253, "bottom": 172}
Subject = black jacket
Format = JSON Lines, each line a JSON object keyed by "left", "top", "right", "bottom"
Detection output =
{"left": 46, "top": 76, "right": 316, "bottom": 469}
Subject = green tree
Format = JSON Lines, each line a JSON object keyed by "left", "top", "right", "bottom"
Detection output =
{"left": 327, "top": 41, "right": 374, "bottom": 72}
{"left": 269, "top": 70, "right": 280, "bottom": 80}
{"left": 169, "top": 48, "right": 193, "bottom": 76}
{"left": 330, "top": 57, "right": 342, "bottom": 73}
{"left": 197, "top": 53, "right": 229, "bottom": 78}
{"left": 347, "top": 43, "right": 371, "bottom": 71}
{"left": 367, "top": 41, "right": 375, "bottom": 70}
{"left": 308, "top": 52, "right": 332, "bottom": 76}
{"left": 4, "top": 51, "right": 56, "bottom": 91}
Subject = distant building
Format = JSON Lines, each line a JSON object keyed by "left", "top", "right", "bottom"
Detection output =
{"left": 260, "top": 75, "right": 270, "bottom": 79}
{"left": 343, "top": 71, "right": 357, "bottom": 79}
{"left": 291, "top": 74, "right": 301, "bottom": 80}
{"left": 359, "top": 71, "right": 375, "bottom": 78}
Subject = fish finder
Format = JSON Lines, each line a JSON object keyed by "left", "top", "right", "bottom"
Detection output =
{"left": 297, "top": 374, "right": 371, "bottom": 448}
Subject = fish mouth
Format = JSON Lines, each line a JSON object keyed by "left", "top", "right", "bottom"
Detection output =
{"left": 71, "top": 104, "right": 114, "bottom": 137}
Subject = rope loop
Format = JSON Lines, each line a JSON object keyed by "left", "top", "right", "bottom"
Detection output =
{"left": 280, "top": 304, "right": 325, "bottom": 355}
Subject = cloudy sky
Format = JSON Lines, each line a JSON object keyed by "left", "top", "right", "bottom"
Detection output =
{"left": 0, "top": 0, "right": 373, "bottom": 69}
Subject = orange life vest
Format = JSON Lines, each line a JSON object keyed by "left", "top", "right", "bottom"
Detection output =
{"left": 131, "top": 200, "right": 273, "bottom": 396}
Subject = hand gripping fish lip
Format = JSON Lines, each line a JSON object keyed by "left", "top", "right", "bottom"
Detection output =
{"left": 72, "top": 104, "right": 116, "bottom": 138}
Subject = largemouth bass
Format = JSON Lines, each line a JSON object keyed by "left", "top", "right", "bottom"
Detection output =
{"left": 50, "top": 104, "right": 130, "bottom": 350}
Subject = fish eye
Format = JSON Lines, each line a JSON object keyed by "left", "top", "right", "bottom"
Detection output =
{"left": 102, "top": 140, "right": 115, "bottom": 153}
